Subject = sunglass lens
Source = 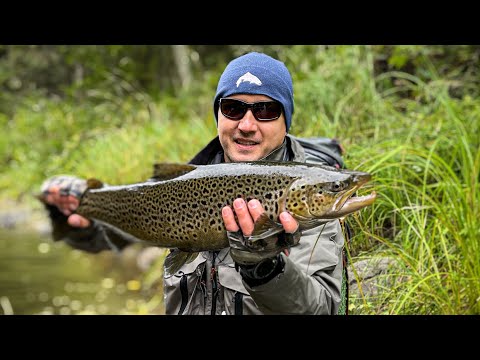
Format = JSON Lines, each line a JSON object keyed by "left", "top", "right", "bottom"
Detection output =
{"left": 253, "top": 102, "right": 282, "bottom": 120}
{"left": 220, "top": 99, "right": 245, "bottom": 120}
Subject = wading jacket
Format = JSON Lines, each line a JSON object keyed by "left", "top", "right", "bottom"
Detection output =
{"left": 43, "top": 135, "right": 346, "bottom": 315}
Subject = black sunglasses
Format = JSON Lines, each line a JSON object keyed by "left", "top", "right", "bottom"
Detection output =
{"left": 219, "top": 98, "right": 283, "bottom": 121}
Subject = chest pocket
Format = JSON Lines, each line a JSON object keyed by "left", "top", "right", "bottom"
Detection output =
{"left": 289, "top": 222, "right": 343, "bottom": 276}
{"left": 163, "top": 253, "right": 206, "bottom": 315}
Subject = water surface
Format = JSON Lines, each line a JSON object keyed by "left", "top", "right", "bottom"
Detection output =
{"left": 0, "top": 228, "right": 164, "bottom": 315}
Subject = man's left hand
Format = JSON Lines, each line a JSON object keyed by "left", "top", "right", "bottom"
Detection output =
{"left": 222, "top": 198, "right": 299, "bottom": 265}
{"left": 222, "top": 198, "right": 298, "bottom": 235}
{"left": 222, "top": 198, "right": 300, "bottom": 283}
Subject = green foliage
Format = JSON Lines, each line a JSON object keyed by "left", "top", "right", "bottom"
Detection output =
{"left": 2, "top": 45, "right": 479, "bottom": 314}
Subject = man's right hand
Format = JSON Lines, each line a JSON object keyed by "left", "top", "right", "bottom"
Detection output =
{"left": 40, "top": 175, "right": 91, "bottom": 228}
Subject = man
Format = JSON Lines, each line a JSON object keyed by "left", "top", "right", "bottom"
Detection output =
{"left": 41, "top": 52, "right": 346, "bottom": 315}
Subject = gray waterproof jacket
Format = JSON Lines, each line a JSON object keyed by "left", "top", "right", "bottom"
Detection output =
{"left": 43, "top": 135, "right": 346, "bottom": 315}
{"left": 164, "top": 134, "right": 345, "bottom": 315}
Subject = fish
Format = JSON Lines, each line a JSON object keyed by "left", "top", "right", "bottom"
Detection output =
{"left": 73, "top": 161, "right": 377, "bottom": 274}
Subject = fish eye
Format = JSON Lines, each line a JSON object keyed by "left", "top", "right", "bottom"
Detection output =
{"left": 331, "top": 181, "right": 343, "bottom": 192}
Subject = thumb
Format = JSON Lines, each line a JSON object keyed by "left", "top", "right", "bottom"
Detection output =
{"left": 68, "top": 214, "right": 91, "bottom": 228}
{"left": 279, "top": 212, "right": 299, "bottom": 233}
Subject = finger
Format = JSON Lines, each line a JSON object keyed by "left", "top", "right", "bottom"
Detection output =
{"left": 247, "top": 199, "right": 264, "bottom": 223}
{"left": 67, "top": 195, "right": 80, "bottom": 211}
{"left": 44, "top": 192, "right": 56, "bottom": 205}
{"left": 44, "top": 186, "right": 60, "bottom": 205}
{"left": 221, "top": 206, "right": 239, "bottom": 232}
{"left": 233, "top": 198, "right": 254, "bottom": 236}
{"left": 279, "top": 211, "right": 299, "bottom": 233}
{"left": 68, "top": 214, "right": 91, "bottom": 228}
{"left": 44, "top": 187, "right": 69, "bottom": 215}
{"left": 58, "top": 193, "right": 72, "bottom": 215}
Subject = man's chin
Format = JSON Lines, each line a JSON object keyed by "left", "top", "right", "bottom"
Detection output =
{"left": 226, "top": 151, "right": 262, "bottom": 163}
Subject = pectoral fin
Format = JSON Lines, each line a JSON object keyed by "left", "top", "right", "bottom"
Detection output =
{"left": 164, "top": 249, "right": 199, "bottom": 275}
{"left": 248, "top": 213, "right": 284, "bottom": 241}
{"left": 151, "top": 163, "right": 197, "bottom": 181}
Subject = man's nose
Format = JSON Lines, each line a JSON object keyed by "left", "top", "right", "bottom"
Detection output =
{"left": 237, "top": 110, "right": 258, "bottom": 132}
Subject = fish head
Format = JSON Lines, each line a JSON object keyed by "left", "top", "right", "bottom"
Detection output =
{"left": 287, "top": 168, "right": 376, "bottom": 221}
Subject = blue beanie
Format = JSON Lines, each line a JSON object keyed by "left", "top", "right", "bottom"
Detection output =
{"left": 213, "top": 52, "right": 294, "bottom": 132}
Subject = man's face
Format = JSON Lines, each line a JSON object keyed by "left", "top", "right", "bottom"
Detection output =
{"left": 217, "top": 94, "right": 287, "bottom": 163}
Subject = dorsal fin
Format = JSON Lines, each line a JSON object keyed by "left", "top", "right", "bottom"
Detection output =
{"left": 151, "top": 163, "right": 197, "bottom": 181}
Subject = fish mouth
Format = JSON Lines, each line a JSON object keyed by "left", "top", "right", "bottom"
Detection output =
{"left": 330, "top": 173, "right": 376, "bottom": 216}
{"left": 334, "top": 190, "right": 377, "bottom": 216}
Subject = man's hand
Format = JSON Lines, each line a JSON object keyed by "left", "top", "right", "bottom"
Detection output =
{"left": 222, "top": 198, "right": 298, "bottom": 235}
{"left": 40, "top": 175, "right": 91, "bottom": 228}
{"left": 222, "top": 198, "right": 301, "bottom": 283}
{"left": 221, "top": 198, "right": 299, "bottom": 265}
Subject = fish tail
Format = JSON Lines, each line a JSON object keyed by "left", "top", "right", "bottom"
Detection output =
{"left": 164, "top": 249, "right": 199, "bottom": 275}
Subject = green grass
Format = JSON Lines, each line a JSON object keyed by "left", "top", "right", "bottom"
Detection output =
{"left": 2, "top": 45, "right": 479, "bottom": 314}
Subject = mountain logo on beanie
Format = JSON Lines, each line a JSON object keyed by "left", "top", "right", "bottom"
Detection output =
{"left": 236, "top": 72, "right": 262, "bottom": 87}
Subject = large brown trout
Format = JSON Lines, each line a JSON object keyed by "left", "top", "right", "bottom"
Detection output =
{"left": 75, "top": 161, "right": 376, "bottom": 273}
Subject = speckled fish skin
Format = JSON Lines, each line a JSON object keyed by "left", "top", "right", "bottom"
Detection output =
{"left": 75, "top": 161, "right": 376, "bottom": 251}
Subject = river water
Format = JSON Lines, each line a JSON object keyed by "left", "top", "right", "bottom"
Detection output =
{"left": 0, "top": 227, "right": 165, "bottom": 315}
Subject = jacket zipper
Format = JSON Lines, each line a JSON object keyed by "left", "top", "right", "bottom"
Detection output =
{"left": 234, "top": 292, "right": 243, "bottom": 315}
{"left": 178, "top": 273, "right": 188, "bottom": 315}
{"left": 211, "top": 251, "right": 218, "bottom": 315}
